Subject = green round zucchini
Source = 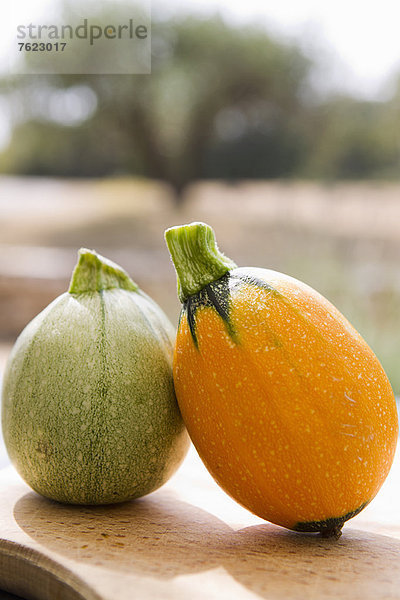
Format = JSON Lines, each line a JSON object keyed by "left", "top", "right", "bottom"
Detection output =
{"left": 1, "top": 249, "right": 189, "bottom": 504}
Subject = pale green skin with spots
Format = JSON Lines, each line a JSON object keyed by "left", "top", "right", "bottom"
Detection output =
{"left": 2, "top": 253, "right": 189, "bottom": 505}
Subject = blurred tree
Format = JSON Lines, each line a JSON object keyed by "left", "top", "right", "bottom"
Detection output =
{"left": 1, "top": 11, "right": 399, "bottom": 197}
{"left": 0, "top": 14, "right": 312, "bottom": 200}
{"left": 302, "top": 96, "right": 400, "bottom": 180}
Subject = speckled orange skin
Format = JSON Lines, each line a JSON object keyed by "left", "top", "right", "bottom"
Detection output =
{"left": 173, "top": 267, "right": 398, "bottom": 531}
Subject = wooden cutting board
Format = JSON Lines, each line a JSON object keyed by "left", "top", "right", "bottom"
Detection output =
{"left": 1, "top": 445, "right": 400, "bottom": 600}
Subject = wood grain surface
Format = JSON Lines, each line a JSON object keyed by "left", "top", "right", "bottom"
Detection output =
{"left": 1, "top": 444, "right": 400, "bottom": 600}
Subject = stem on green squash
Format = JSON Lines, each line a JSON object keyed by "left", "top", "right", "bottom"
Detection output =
{"left": 165, "top": 222, "right": 237, "bottom": 303}
{"left": 68, "top": 249, "right": 138, "bottom": 294}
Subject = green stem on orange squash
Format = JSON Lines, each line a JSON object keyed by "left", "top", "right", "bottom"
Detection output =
{"left": 68, "top": 249, "right": 138, "bottom": 294}
{"left": 165, "top": 222, "right": 237, "bottom": 303}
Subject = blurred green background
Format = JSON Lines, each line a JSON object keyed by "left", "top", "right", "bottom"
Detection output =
{"left": 0, "top": 3, "right": 399, "bottom": 394}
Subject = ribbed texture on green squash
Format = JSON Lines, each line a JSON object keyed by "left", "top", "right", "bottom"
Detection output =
{"left": 2, "top": 253, "right": 189, "bottom": 504}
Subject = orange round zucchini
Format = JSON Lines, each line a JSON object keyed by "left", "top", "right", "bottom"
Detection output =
{"left": 165, "top": 222, "right": 398, "bottom": 537}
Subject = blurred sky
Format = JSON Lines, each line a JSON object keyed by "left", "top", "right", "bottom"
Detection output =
{"left": 157, "top": 0, "right": 400, "bottom": 101}
{"left": 1, "top": 0, "right": 400, "bottom": 149}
